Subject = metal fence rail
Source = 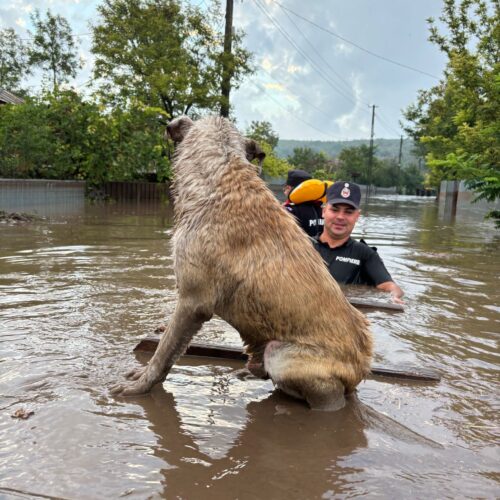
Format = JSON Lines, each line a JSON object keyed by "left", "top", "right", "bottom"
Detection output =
{"left": 0, "top": 179, "right": 85, "bottom": 216}
{"left": 103, "top": 181, "right": 170, "bottom": 202}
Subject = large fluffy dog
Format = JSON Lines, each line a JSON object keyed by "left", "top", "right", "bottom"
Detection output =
{"left": 111, "top": 116, "right": 372, "bottom": 410}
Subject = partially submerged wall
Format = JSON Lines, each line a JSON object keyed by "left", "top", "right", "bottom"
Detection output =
{"left": 439, "top": 180, "right": 499, "bottom": 219}
{"left": 0, "top": 179, "right": 85, "bottom": 216}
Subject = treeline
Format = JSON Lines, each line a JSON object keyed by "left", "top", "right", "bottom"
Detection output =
{"left": 278, "top": 138, "right": 426, "bottom": 193}
{"left": 0, "top": 0, "right": 255, "bottom": 185}
{"left": 0, "top": 0, "right": 424, "bottom": 192}
{"left": 244, "top": 121, "right": 424, "bottom": 192}
{"left": 1, "top": 0, "right": 497, "bottom": 219}
{"left": 403, "top": 0, "right": 499, "bottom": 225}
{"left": 0, "top": 90, "right": 170, "bottom": 183}
{"left": 286, "top": 144, "right": 424, "bottom": 193}
{"left": 276, "top": 138, "right": 418, "bottom": 166}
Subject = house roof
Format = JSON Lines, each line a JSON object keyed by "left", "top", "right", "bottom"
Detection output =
{"left": 0, "top": 88, "right": 25, "bottom": 104}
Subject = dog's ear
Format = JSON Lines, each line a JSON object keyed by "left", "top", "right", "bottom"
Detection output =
{"left": 244, "top": 138, "right": 266, "bottom": 163}
{"left": 166, "top": 116, "right": 194, "bottom": 143}
{"left": 244, "top": 138, "right": 266, "bottom": 175}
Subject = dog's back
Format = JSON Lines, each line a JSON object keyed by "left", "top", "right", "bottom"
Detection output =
{"left": 170, "top": 116, "right": 372, "bottom": 391}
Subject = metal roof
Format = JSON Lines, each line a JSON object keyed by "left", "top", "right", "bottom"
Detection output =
{"left": 0, "top": 88, "right": 25, "bottom": 105}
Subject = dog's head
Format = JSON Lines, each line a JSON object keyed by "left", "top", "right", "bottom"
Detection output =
{"left": 166, "top": 116, "right": 266, "bottom": 172}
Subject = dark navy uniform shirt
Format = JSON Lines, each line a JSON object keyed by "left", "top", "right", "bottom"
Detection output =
{"left": 285, "top": 201, "right": 323, "bottom": 237}
{"left": 312, "top": 236, "right": 393, "bottom": 286}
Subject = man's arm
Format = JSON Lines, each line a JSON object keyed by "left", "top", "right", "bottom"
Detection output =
{"left": 362, "top": 249, "right": 405, "bottom": 304}
{"left": 376, "top": 281, "right": 405, "bottom": 304}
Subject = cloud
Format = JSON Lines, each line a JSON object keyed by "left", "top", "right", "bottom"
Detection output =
{"left": 15, "top": 17, "right": 27, "bottom": 28}
{"left": 264, "top": 82, "right": 285, "bottom": 92}
{"left": 287, "top": 64, "right": 303, "bottom": 74}
{"left": 1, "top": 0, "right": 447, "bottom": 141}
{"left": 261, "top": 57, "right": 274, "bottom": 71}
{"left": 232, "top": 0, "right": 447, "bottom": 140}
{"left": 334, "top": 75, "right": 371, "bottom": 138}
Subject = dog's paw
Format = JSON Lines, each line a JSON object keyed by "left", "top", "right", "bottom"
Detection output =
{"left": 109, "top": 379, "right": 151, "bottom": 397}
{"left": 125, "top": 366, "right": 147, "bottom": 381}
{"left": 110, "top": 366, "right": 151, "bottom": 396}
{"left": 233, "top": 367, "right": 269, "bottom": 381}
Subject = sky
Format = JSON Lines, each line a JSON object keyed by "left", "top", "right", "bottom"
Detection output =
{"left": 0, "top": 0, "right": 448, "bottom": 141}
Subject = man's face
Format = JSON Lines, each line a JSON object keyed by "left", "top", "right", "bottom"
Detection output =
{"left": 322, "top": 203, "right": 360, "bottom": 240}
{"left": 283, "top": 185, "right": 293, "bottom": 198}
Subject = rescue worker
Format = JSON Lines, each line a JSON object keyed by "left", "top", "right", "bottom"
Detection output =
{"left": 313, "top": 180, "right": 404, "bottom": 303}
{"left": 283, "top": 169, "right": 324, "bottom": 237}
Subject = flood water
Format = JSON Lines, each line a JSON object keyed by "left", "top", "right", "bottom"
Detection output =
{"left": 1, "top": 196, "right": 499, "bottom": 499}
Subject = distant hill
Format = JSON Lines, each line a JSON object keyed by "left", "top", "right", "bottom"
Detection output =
{"left": 275, "top": 138, "right": 419, "bottom": 167}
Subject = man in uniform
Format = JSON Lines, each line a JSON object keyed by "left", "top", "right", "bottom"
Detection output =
{"left": 313, "top": 180, "right": 404, "bottom": 303}
{"left": 283, "top": 169, "right": 324, "bottom": 237}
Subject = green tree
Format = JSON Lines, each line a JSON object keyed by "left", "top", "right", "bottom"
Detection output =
{"left": 91, "top": 0, "right": 252, "bottom": 117}
{"left": 371, "top": 158, "right": 396, "bottom": 188}
{"left": 246, "top": 120, "right": 279, "bottom": 150}
{"left": 258, "top": 141, "right": 292, "bottom": 178}
{"left": 312, "top": 168, "right": 334, "bottom": 181}
{"left": 336, "top": 145, "right": 372, "bottom": 183}
{"left": 403, "top": 0, "right": 499, "bottom": 226}
{"left": 29, "top": 9, "right": 81, "bottom": 91}
{"left": 336, "top": 145, "right": 413, "bottom": 189}
{"left": 0, "top": 90, "right": 170, "bottom": 184}
{"left": 0, "top": 28, "right": 30, "bottom": 91}
{"left": 287, "top": 147, "right": 331, "bottom": 174}
{"left": 0, "top": 97, "right": 54, "bottom": 178}
{"left": 401, "top": 163, "right": 425, "bottom": 194}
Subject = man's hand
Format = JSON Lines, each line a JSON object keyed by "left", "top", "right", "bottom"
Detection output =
{"left": 376, "top": 281, "right": 405, "bottom": 304}
{"left": 391, "top": 293, "right": 405, "bottom": 305}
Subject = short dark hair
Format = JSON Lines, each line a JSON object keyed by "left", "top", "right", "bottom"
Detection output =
{"left": 286, "top": 169, "right": 311, "bottom": 188}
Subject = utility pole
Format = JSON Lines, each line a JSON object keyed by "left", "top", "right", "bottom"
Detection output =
{"left": 397, "top": 135, "right": 403, "bottom": 194}
{"left": 367, "top": 104, "right": 377, "bottom": 199}
{"left": 220, "top": 0, "right": 234, "bottom": 118}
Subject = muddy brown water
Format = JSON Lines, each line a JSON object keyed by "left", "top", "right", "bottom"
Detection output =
{"left": 0, "top": 196, "right": 498, "bottom": 499}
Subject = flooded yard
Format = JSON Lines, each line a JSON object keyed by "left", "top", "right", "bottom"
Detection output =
{"left": 0, "top": 196, "right": 498, "bottom": 499}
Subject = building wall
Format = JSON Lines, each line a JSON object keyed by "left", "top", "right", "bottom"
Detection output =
{"left": 439, "top": 180, "right": 499, "bottom": 218}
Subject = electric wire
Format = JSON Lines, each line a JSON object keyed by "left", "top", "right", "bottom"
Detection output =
{"left": 259, "top": 67, "right": 336, "bottom": 121}
{"left": 376, "top": 109, "right": 403, "bottom": 137}
{"left": 253, "top": 0, "right": 408, "bottom": 137}
{"left": 271, "top": 0, "right": 440, "bottom": 80}
{"left": 278, "top": 3, "right": 368, "bottom": 105}
{"left": 250, "top": 80, "right": 336, "bottom": 139}
{"left": 375, "top": 115, "right": 399, "bottom": 137}
{"left": 252, "top": 0, "right": 363, "bottom": 108}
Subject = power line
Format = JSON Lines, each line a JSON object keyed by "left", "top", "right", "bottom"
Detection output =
{"left": 250, "top": 81, "right": 336, "bottom": 139}
{"left": 277, "top": 3, "right": 367, "bottom": 105}
{"left": 270, "top": 0, "right": 440, "bottom": 80}
{"left": 254, "top": 0, "right": 361, "bottom": 107}
{"left": 252, "top": 1, "right": 407, "bottom": 139}
{"left": 259, "top": 67, "right": 335, "bottom": 121}
{"left": 252, "top": 0, "right": 362, "bottom": 108}
{"left": 262, "top": 63, "right": 401, "bottom": 138}
{"left": 375, "top": 112, "right": 401, "bottom": 137}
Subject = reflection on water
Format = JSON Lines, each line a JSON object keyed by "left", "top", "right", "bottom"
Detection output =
{"left": 0, "top": 197, "right": 498, "bottom": 498}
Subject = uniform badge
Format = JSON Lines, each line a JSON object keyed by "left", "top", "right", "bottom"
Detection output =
{"left": 341, "top": 182, "right": 350, "bottom": 198}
